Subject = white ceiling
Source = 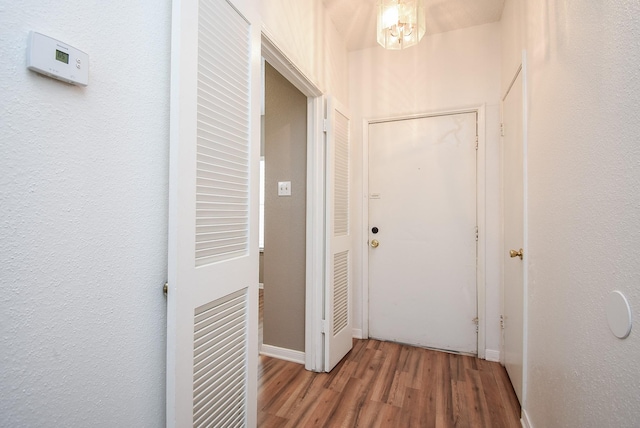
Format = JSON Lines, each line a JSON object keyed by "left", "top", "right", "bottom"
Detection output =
{"left": 323, "top": 0, "right": 505, "bottom": 51}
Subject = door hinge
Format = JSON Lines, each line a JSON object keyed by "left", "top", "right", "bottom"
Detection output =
{"left": 472, "top": 317, "right": 479, "bottom": 333}
{"left": 323, "top": 119, "right": 328, "bottom": 133}
{"left": 500, "top": 123, "right": 505, "bottom": 137}
{"left": 475, "top": 136, "right": 479, "bottom": 150}
{"left": 475, "top": 226, "right": 479, "bottom": 241}
{"left": 321, "top": 319, "right": 328, "bottom": 334}
{"left": 500, "top": 315, "right": 505, "bottom": 329}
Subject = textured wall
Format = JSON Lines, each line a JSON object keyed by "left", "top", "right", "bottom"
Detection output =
{"left": 263, "top": 63, "right": 308, "bottom": 352}
{"left": 260, "top": 0, "right": 349, "bottom": 105}
{"left": 349, "top": 23, "right": 503, "bottom": 355}
{"left": 511, "top": 0, "right": 640, "bottom": 426}
{"left": 0, "top": 1, "right": 171, "bottom": 426}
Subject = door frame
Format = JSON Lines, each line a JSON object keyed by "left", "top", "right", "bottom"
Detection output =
{"left": 261, "top": 30, "right": 325, "bottom": 371}
{"left": 361, "top": 105, "right": 488, "bottom": 359}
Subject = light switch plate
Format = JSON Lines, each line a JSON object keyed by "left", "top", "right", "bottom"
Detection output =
{"left": 278, "top": 181, "right": 291, "bottom": 196}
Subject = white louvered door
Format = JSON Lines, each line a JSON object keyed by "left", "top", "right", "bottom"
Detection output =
{"left": 324, "top": 99, "right": 353, "bottom": 372}
{"left": 167, "top": 0, "right": 260, "bottom": 426}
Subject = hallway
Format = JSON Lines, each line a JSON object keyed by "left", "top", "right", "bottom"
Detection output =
{"left": 258, "top": 339, "right": 520, "bottom": 427}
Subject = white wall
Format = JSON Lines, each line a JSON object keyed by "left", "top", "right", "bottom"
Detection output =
{"left": 349, "top": 23, "right": 503, "bottom": 356}
{"left": 260, "top": 0, "right": 349, "bottom": 105}
{"left": 0, "top": 1, "right": 348, "bottom": 424}
{"left": 503, "top": 0, "right": 640, "bottom": 426}
{"left": 0, "top": 1, "right": 171, "bottom": 426}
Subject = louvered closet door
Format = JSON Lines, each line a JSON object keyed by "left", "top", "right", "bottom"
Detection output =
{"left": 324, "top": 99, "right": 353, "bottom": 372}
{"left": 167, "top": 0, "right": 260, "bottom": 426}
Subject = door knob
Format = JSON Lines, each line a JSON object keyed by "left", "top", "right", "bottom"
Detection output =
{"left": 370, "top": 239, "right": 380, "bottom": 248}
{"left": 509, "top": 249, "right": 523, "bottom": 260}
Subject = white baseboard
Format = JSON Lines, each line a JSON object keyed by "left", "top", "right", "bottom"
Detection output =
{"left": 260, "top": 344, "right": 305, "bottom": 365}
{"left": 485, "top": 349, "right": 500, "bottom": 362}
{"left": 352, "top": 328, "right": 364, "bottom": 339}
{"left": 521, "top": 408, "right": 533, "bottom": 428}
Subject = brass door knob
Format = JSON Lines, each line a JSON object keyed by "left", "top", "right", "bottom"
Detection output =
{"left": 509, "top": 249, "right": 523, "bottom": 260}
{"left": 370, "top": 239, "right": 380, "bottom": 248}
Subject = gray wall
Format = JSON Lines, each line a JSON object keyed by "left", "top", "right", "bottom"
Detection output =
{"left": 0, "top": 1, "right": 170, "bottom": 426}
{"left": 263, "top": 63, "right": 307, "bottom": 352}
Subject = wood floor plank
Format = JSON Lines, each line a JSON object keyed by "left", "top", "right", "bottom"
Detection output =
{"left": 369, "top": 342, "right": 401, "bottom": 403}
{"left": 384, "top": 369, "right": 406, "bottom": 408}
{"left": 274, "top": 369, "right": 322, "bottom": 419}
{"left": 465, "top": 368, "right": 493, "bottom": 428}
{"left": 421, "top": 351, "right": 439, "bottom": 426}
{"left": 477, "top": 359, "right": 514, "bottom": 428}
{"left": 353, "top": 399, "right": 385, "bottom": 427}
{"left": 258, "top": 339, "right": 521, "bottom": 428}
{"left": 351, "top": 347, "right": 381, "bottom": 381}
{"left": 373, "top": 402, "right": 401, "bottom": 427}
{"left": 258, "top": 410, "right": 288, "bottom": 428}
{"left": 258, "top": 358, "right": 306, "bottom": 413}
{"left": 289, "top": 387, "right": 341, "bottom": 428}
{"left": 451, "top": 379, "right": 471, "bottom": 428}
{"left": 400, "top": 346, "right": 424, "bottom": 390}
{"left": 323, "top": 377, "right": 367, "bottom": 427}
{"left": 401, "top": 386, "right": 436, "bottom": 428}
{"left": 435, "top": 352, "right": 455, "bottom": 428}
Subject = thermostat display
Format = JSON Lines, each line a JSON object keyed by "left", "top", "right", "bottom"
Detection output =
{"left": 55, "top": 49, "right": 69, "bottom": 64}
{"left": 27, "top": 31, "right": 89, "bottom": 86}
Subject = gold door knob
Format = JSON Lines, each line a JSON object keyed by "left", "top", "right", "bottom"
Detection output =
{"left": 509, "top": 249, "right": 523, "bottom": 260}
{"left": 370, "top": 239, "right": 380, "bottom": 248}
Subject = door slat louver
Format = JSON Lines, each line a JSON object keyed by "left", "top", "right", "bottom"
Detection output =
{"left": 195, "top": 0, "right": 251, "bottom": 267}
{"left": 333, "top": 251, "right": 349, "bottom": 335}
{"left": 193, "top": 288, "right": 248, "bottom": 427}
{"left": 334, "top": 111, "right": 349, "bottom": 236}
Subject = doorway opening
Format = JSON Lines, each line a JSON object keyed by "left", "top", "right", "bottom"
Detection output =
{"left": 260, "top": 33, "right": 325, "bottom": 371}
{"left": 260, "top": 62, "right": 308, "bottom": 362}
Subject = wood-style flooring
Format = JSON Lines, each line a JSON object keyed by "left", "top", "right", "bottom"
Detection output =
{"left": 258, "top": 339, "right": 521, "bottom": 428}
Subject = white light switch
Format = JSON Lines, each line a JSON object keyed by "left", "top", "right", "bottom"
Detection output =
{"left": 278, "top": 181, "right": 291, "bottom": 196}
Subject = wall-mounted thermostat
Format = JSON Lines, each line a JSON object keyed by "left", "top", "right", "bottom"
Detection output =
{"left": 27, "top": 31, "right": 89, "bottom": 86}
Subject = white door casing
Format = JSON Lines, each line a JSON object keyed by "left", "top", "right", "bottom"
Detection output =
{"left": 367, "top": 112, "right": 479, "bottom": 354}
{"left": 261, "top": 34, "right": 326, "bottom": 372}
{"left": 324, "top": 98, "right": 354, "bottom": 372}
{"left": 502, "top": 66, "right": 525, "bottom": 404}
{"left": 167, "top": 0, "right": 261, "bottom": 426}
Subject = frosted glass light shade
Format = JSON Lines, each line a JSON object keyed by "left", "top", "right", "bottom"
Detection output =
{"left": 377, "top": 0, "right": 426, "bottom": 50}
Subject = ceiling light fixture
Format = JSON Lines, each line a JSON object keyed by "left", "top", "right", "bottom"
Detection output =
{"left": 377, "top": 0, "right": 426, "bottom": 50}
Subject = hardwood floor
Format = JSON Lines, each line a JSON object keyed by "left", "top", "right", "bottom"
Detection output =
{"left": 258, "top": 339, "right": 520, "bottom": 428}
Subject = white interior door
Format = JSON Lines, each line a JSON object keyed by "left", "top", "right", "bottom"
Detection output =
{"left": 167, "top": 0, "right": 260, "bottom": 426}
{"left": 324, "top": 98, "right": 353, "bottom": 372}
{"left": 502, "top": 69, "right": 524, "bottom": 404}
{"left": 368, "top": 113, "right": 478, "bottom": 354}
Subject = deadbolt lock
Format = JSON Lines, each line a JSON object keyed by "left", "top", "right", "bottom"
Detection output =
{"left": 370, "top": 239, "right": 380, "bottom": 248}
